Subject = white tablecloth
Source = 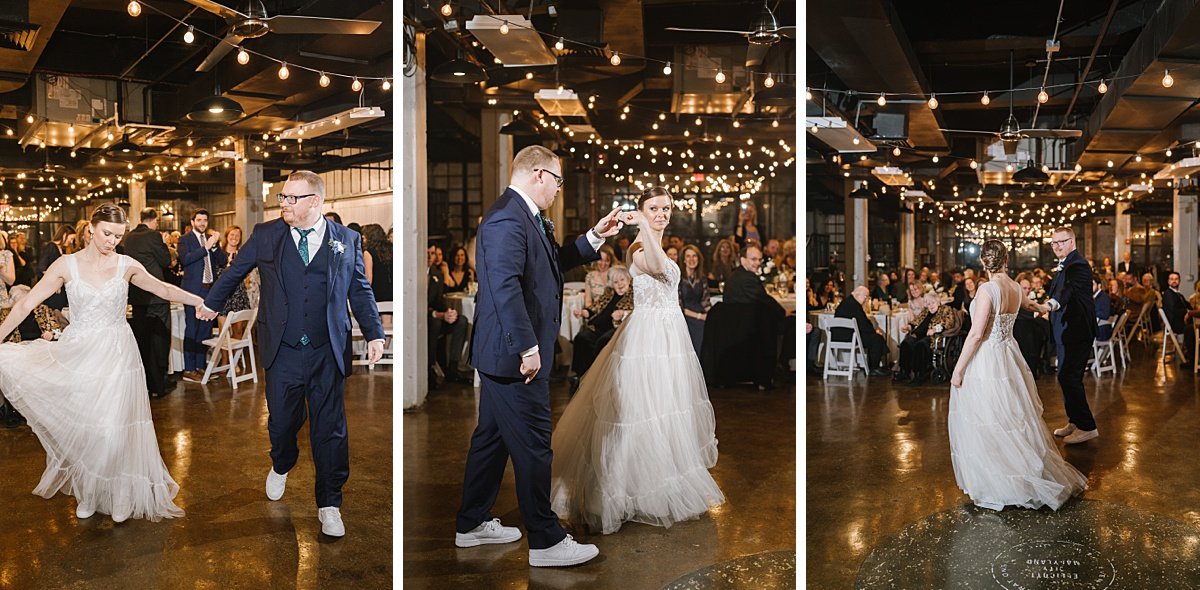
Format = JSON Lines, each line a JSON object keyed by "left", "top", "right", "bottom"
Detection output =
{"left": 451, "top": 290, "right": 587, "bottom": 342}
{"left": 709, "top": 292, "right": 795, "bottom": 313}
{"left": 169, "top": 303, "right": 185, "bottom": 373}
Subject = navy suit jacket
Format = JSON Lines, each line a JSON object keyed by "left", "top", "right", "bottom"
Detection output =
{"left": 178, "top": 229, "right": 228, "bottom": 292}
{"left": 203, "top": 218, "right": 385, "bottom": 375}
{"left": 470, "top": 188, "right": 599, "bottom": 379}
{"left": 1094, "top": 291, "right": 1113, "bottom": 341}
{"left": 1049, "top": 250, "right": 1097, "bottom": 344}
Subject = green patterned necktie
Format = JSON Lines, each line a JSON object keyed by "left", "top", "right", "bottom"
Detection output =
{"left": 296, "top": 227, "right": 315, "bottom": 265}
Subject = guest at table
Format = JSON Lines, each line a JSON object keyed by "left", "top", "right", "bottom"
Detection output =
{"left": 905, "top": 281, "right": 924, "bottom": 305}
{"left": 439, "top": 244, "right": 471, "bottom": 295}
{"left": 733, "top": 201, "right": 764, "bottom": 247}
{"left": 1107, "top": 278, "right": 1127, "bottom": 321}
{"left": 889, "top": 268, "right": 913, "bottom": 302}
{"left": 1014, "top": 276, "right": 1054, "bottom": 377}
{"left": 779, "top": 238, "right": 797, "bottom": 275}
{"left": 820, "top": 279, "right": 840, "bottom": 309}
{"left": 1094, "top": 276, "right": 1115, "bottom": 342}
{"left": 894, "top": 295, "right": 959, "bottom": 385}
{"left": 726, "top": 243, "right": 793, "bottom": 387}
{"left": 38, "top": 224, "right": 75, "bottom": 310}
{"left": 583, "top": 244, "right": 616, "bottom": 307}
{"left": 1029, "top": 275, "right": 1049, "bottom": 304}
{"left": 364, "top": 224, "right": 394, "bottom": 303}
{"left": 1189, "top": 280, "right": 1200, "bottom": 311}
{"left": 708, "top": 238, "right": 737, "bottom": 290}
{"left": 1099, "top": 257, "right": 1114, "bottom": 281}
{"left": 1162, "top": 271, "right": 1196, "bottom": 367}
{"left": 428, "top": 252, "right": 469, "bottom": 387}
{"left": 0, "top": 284, "right": 64, "bottom": 428}
{"left": 679, "top": 245, "right": 711, "bottom": 355}
{"left": 667, "top": 235, "right": 686, "bottom": 252}
{"left": 666, "top": 245, "right": 680, "bottom": 265}
{"left": 569, "top": 267, "right": 634, "bottom": 393}
{"left": 7, "top": 233, "right": 32, "bottom": 288}
{"left": 831, "top": 285, "right": 890, "bottom": 378}
{"left": 870, "top": 273, "right": 891, "bottom": 302}
{"left": 806, "top": 277, "right": 821, "bottom": 312}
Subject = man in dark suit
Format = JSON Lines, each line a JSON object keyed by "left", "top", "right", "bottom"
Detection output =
{"left": 123, "top": 208, "right": 174, "bottom": 398}
{"left": 38, "top": 224, "right": 75, "bottom": 310}
{"left": 724, "top": 243, "right": 792, "bottom": 388}
{"left": 1040, "top": 227, "right": 1099, "bottom": 444}
{"left": 1093, "top": 277, "right": 1114, "bottom": 342}
{"left": 200, "top": 170, "right": 385, "bottom": 538}
{"left": 1161, "top": 271, "right": 1196, "bottom": 367}
{"left": 456, "top": 145, "right": 622, "bottom": 567}
{"left": 428, "top": 247, "right": 469, "bottom": 386}
{"left": 1117, "top": 251, "right": 1133, "bottom": 275}
{"left": 178, "top": 208, "right": 227, "bottom": 382}
{"left": 831, "top": 285, "right": 891, "bottom": 377}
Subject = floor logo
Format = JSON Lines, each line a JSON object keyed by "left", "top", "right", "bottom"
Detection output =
{"left": 992, "top": 540, "right": 1115, "bottom": 589}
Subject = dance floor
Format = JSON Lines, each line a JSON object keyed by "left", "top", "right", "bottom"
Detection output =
{"left": 807, "top": 344, "right": 1200, "bottom": 588}
{"left": 0, "top": 366, "right": 393, "bottom": 589}
{"left": 403, "top": 377, "right": 797, "bottom": 589}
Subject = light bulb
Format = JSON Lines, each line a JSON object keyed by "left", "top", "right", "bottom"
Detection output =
{"left": 663, "top": 62, "right": 672, "bottom": 75}
{"left": 352, "top": 77, "right": 362, "bottom": 92}
{"left": 186, "top": 138, "right": 193, "bottom": 146}
{"left": 932, "top": 155, "right": 939, "bottom": 163}
{"left": 525, "top": 71, "right": 533, "bottom": 80}
{"left": 772, "top": 119, "right": 779, "bottom": 128}
{"left": 127, "top": 1, "right": 141, "bottom": 17}
{"left": 1098, "top": 79, "right": 1108, "bottom": 94}
{"left": 877, "top": 93, "right": 886, "bottom": 106}
{"left": 732, "top": 120, "right": 740, "bottom": 128}
{"left": 440, "top": 1, "right": 453, "bottom": 16}
{"left": 715, "top": 69, "right": 726, "bottom": 84}
{"left": 851, "top": 136, "right": 858, "bottom": 145}
{"left": 1135, "top": 154, "right": 1143, "bottom": 162}
{"left": 970, "top": 159, "right": 978, "bottom": 169}
{"left": 695, "top": 117, "right": 702, "bottom": 126}
{"left": 981, "top": 91, "right": 991, "bottom": 106}
{"left": 382, "top": 78, "right": 391, "bottom": 91}
{"left": 99, "top": 157, "right": 106, "bottom": 165}
{"left": 25, "top": 114, "right": 33, "bottom": 123}
{"left": 892, "top": 146, "right": 901, "bottom": 157}
{"left": 659, "top": 113, "right": 666, "bottom": 120}
{"left": 499, "top": 22, "right": 509, "bottom": 34}
{"left": 555, "top": 37, "right": 564, "bottom": 51}
{"left": 763, "top": 73, "right": 775, "bottom": 88}
{"left": 277, "top": 62, "right": 290, "bottom": 80}
{"left": 1167, "top": 149, "right": 1173, "bottom": 157}
{"left": 184, "top": 26, "right": 195, "bottom": 43}
{"left": 318, "top": 72, "right": 330, "bottom": 87}
{"left": 5, "top": 128, "right": 12, "bottom": 136}
{"left": 237, "top": 47, "right": 249, "bottom": 64}
{"left": 1005, "top": 163, "right": 1014, "bottom": 173}
{"left": 1163, "top": 69, "right": 1174, "bottom": 88}
{"left": 262, "top": 133, "right": 270, "bottom": 140}
{"left": 1037, "top": 88, "right": 1049, "bottom": 103}
{"left": 1107, "top": 160, "right": 1114, "bottom": 168}
{"left": 927, "top": 94, "right": 938, "bottom": 109}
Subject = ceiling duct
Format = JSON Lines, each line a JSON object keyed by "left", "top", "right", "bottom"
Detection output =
{"left": 534, "top": 88, "right": 587, "bottom": 117}
{"left": 671, "top": 45, "right": 753, "bottom": 115}
{"left": 0, "top": 1, "right": 37, "bottom": 52}
{"left": 466, "top": 15, "right": 557, "bottom": 66}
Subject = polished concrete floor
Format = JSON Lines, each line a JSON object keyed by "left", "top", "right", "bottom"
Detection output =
{"left": 403, "top": 376, "right": 797, "bottom": 589}
{"left": 0, "top": 366, "right": 392, "bottom": 589}
{"left": 807, "top": 342, "right": 1200, "bottom": 589}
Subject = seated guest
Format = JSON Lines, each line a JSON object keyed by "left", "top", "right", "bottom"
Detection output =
{"left": 831, "top": 285, "right": 890, "bottom": 377}
{"left": 569, "top": 267, "right": 635, "bottom": 392}
{"left": 805, "top": 276, "right": 821, "bottom": 312}
{"left": 905, "top": 281, "right": 924, "bottom": 304}
{"left": 0, "top": 285, "right": 63, "bottom": 428}
{"left": 894, "top": 295, "right": 959, "bottom": 385}
{"left": 725, "top": 243, "right": 793, "bottom": 388}
{"left": 870, "top": 273, "right": 891, "bottom": 302}
{"left": 1014, "top": 276, "right": 1053, "bottom": 378}
{"left": 427, "top": 252, "right": 470, "bottom": 387}
{"left": 950, "top": 269, "right": 966, "bottom": 307}
{"left": 1108, "top": 278, "right": 1127, "bottom": 321}
{"left": 819, "top": 279, "right": 840, "bottom": 309}
{"left": 442, "top": 245, "right": 474, "bottom": 294}
{"left": 1161, "top": 271, "right": 1197, "bottom": 367}
{"left": 1094, "top": 277, "right": 1114, "bottom": 341}
{"left": 1142, "top": 272, "right": 1164, "bottom": 331}
{"left": 1029, "top": 275, "right": 1049, "bottom": 304}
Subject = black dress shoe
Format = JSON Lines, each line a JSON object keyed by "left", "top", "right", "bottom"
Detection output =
{"left": 568, "top": 375, "right": 581, "bottom": 393}
{"left": 892, "top": 371, "right": 911, "bottom": 383}
{"left": 869, "top": 368, "right": 891, "bottom": 377}
{"left": 909, "top": 372, "right": 928, "bottom": 386}
{"left": 448, "top": 372, "right": 473, "bottom": 385}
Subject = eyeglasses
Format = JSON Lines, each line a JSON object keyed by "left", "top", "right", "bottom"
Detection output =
{"left": 534, "top": 168, "right": 564, "bottom": 188}
{"left": 276, "top": 193, "right": 317, "bottom": 204}
{"left": 1050, "top": 237, "right": 1073, "bottom": 246}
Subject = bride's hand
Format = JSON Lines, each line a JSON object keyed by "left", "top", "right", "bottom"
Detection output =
{"left": 950, "top": 372, "right": 963, "bottom": 388}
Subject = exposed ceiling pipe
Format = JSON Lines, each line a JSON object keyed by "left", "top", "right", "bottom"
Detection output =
{"left": 1059, "top": 0, "right": 1120, "bottom": 129}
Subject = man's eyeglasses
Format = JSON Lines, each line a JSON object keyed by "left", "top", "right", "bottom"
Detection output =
{"left": 276, "top": 193, "right": 317, "bottom": 204}
{"left": 534, "top": 168, "right": 564, "bottom": 188}
{"left": 1050, "top": 237, "right": 1073, "bottom": 246}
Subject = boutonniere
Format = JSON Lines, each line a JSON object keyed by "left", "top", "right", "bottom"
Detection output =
{"left": 329, "top": 239, "right": 346, "bottom": 256}
{"left": 1054, "top": 262, "right": 1064, "bottom": 272}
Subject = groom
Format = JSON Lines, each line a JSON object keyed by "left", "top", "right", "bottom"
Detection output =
{"left": 1040, "top": 227, "right": 1099, "bottom": 444}
{"left": 456, "top": 145, "right": 622, "bottom": 567}
{"left": 199, "top": 170, "right": 385, "bottom": 537}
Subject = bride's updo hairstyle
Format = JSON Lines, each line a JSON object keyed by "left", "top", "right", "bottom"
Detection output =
{"left": 90, "top": 202, "right": 127, "bottom": 226}
{"left": 979, "top": 239, "right": 1008, "bottom": 273}
{"left": 639, "top": 186, "right": 673, "bottom": 209}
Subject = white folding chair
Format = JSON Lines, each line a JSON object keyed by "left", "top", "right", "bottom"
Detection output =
{"left": 1091, "top": 318, "right": 1117, "bottom": 376}
{"left": 1158, "top": 308, "right": 1187, "bottom": 365}
{"left": 362, "top": 301, "right": 394, "bottom": 370}
{"left": 201, "top": 308, "right": 258, "bottom": 388}
{"left": 1128, "top": 303, "right": 1152, "bottom": 346}
{"left": 822, "top": 317, "right": 867, "bottom": 379}
{"left": 1110, "top": 311, "right": 1130, "bottom": 368}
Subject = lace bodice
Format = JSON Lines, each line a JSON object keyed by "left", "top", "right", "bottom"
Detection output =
{"left": 631, "top": 254, "right": 681, "bottom": 311}
{"left": 62, "top": 254, "right": 129, "bottom": 337}
{"left": 970, "top": 281, "right": 1017, "bottom": 343}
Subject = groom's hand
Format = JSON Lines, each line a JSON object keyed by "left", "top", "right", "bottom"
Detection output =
{"left": 366, "top": 340, "right": 384, "bottom": 365}
{"left": 520, "top": 353, "right": 541, "bottom": 384}
{"left": 196, "top": 305, "right": 218, "bottom": 321}
{"left": 592, "top": 208, "right": 624, "bottom": 238}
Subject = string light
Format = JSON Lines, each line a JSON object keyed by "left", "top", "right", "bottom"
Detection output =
{"left": 1163, "top": 69, "right": 1174, "bottom": 88}
{"left": 499, "top": 21, "right": 509, "bottom": 35}
{"left": 318, "top": 72, "right": 330, "bottom": 87}
{"left": 981, "top": 91, "right": 990, "bottom": 106}
{"left": 763, "top": 73, "right": 775, "bottom": 88}
{"left": 1037, "top": 88, "right": 1049, "bottom": 103}
{"left": 555, "top": 37, "right": 564, "bottom": 51}
{"left": 237, "top": 47, "right": 249, "bottom": 64}
{"left": 610, "top": 52, "right": 621, "bottom": 66}
{"left": 927, "top": 94, "right": 938, "bottom": 109}
{"left": 1098, "top": 79, "right": 1108, "bottom": 94}
{"left": 382, "top": 78, "right": 391, "bottom": 91}
{"left": 352, "top": 77, "right": 363, "bottom": 92}
{"left": 127, "top": 1, "right": 141, "bottom": 17}
{"left": 663, "top": 62, "right": 672, "bottom": 75}
{"left": 183, "top": 26, "right": 194, "bottom": 43}
{"left": 440, "top": 1, "right": 453, "bottom": 16}
{"left": 877, "top": 93, "right": 886, "bottom": 106}
{"left": 277, "top": 62, "right": 290, "bottom": 80}
{"left": 715, "top": 69, "right": 726, "bottom": 84}
{"left": 892, "top": 146, "right": 901, "bottom": 157}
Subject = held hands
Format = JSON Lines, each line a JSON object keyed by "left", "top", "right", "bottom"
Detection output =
{"left": 620, "top": 210, "right": 647, "bottom": 228}
{"left": 593, "top": 208, "right": 625, "bottom": 238}
{"left": 196, "top": 304, "right": 218, "bottom": 321}
{"left": 520, "top": 353, "right": 542, "bottom": 384}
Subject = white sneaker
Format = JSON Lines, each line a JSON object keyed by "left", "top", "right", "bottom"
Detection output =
{"left": 318, "top": 507, "right": 345, "bottom": 537}
{"left": 528, "top": 534, "right": 599, "bottom": 567}
{"left": 1053, "top": 423, "right": 1077, "bottom": 437}
{"left": 1063, "top": 428, "right": 1099, "bottom": 444}
{"left": 266, "top": 468, "right": 288, "bottom": 501}
{"left": 75, "top": 500, "right": 95, "bottom": 519}
{"left": 455, "top": 518, "right": 523, "bottom": 548}
{"left": 112, "top": 500, "right": 132, "bottom": 523}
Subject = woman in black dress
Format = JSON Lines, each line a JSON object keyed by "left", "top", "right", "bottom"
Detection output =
{"left": 442, "top": 245, "right": 473, "bottom": 294}
{"left": 362, "top": 224, "right": 393, "bottom": 303}
{"left": 679, "top": 244, "right": 711, "bottom": 355}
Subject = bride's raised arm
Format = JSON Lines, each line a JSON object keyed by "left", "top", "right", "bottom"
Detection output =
{"left": 950, "top": 286, "right": 995, "bottom": 388}
{"left": 0, "top": 257, "right": 68, "bottom": 342}
{"left": 125, "top": 258, "right": 205, "bottom": 309}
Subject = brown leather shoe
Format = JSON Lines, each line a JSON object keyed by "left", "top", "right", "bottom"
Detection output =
{"left": 181, "top": 370, "right": 204, "bottom": 383}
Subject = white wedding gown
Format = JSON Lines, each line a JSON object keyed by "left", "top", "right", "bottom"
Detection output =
{"left": 551, "top": 258, "right": 725, "bottom": 534}
{"left": 0, "top": 254, "right": 184, "bottom": 521}
{"left": 948, "top": 280, "right": 1087, "bottom": 510}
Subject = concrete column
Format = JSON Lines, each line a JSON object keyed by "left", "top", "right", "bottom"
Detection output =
{"left": 1174, "top": 189, "right": 1198, "bottom": 297}
{"left": 480, "top": 110, "right": 513, "bottom": 212}
{"left": 403, "top": 31, "right": 430, "bottom": 409}
{"left": 844, "top": 181, "right": 868, "bottom": 294}
{"left": 1083, "top": 221, "right": 1097, "bottom": 264}
{"left": 1115, "top": 202, "right": 1131, "bottom": 269}
{"left": 128, "top": 180, "right": 146, "bottom": 225}
{"left": 234, "top": 154, "right": 264, "bottom": 231}
{"left": 899, "top": 207, "right": 915, "bottom": 270}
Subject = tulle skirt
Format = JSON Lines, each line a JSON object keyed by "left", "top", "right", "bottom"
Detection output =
{"left": 0, "top": 322, "right": 184, "bottom": 521}
{"left": 948, "top": 338, "right": 1087, "bottom": 510}
{"left": 551, "top": 306, "right": 725, "bottom": 534}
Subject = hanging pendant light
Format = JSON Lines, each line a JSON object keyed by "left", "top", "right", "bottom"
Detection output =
{"left": 430, "top": 50, "right": 487, "bottom": 84}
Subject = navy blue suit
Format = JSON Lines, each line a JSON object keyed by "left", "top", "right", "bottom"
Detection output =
{"left": 178, "top": 230, "right": 228, "bottom": 371}
{"left": 1094, "top": 291, "right": 1113, "bottom": 341}
{"left": 1049, "top": 250, "right": 1097, "bottom": 431}
{"left": 205, "top": 218, "right": 384, "bottom": 508}
{"left": 457, "top": 188, "right": 599, "bottom": 549}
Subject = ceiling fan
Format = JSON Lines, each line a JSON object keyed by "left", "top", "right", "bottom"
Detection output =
{"left": 186, "top": 0, "right": 382, "bottom": 73}
{"left": 664, "top": 1, "right": 794, "bottom": 68}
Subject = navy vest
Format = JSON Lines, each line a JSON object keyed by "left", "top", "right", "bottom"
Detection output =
{"left": 280, "top": 227, "right": 332, "bottom": 348}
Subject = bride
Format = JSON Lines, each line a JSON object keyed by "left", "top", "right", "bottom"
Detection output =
{"left": 0, "top": 203, "right": 203, "bottom": 523}
{"left": 948, "top": 240, "right": 1087, "bottom": 511}
{"left": 550, "top": 186, "right": 725, "bottom": 534}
